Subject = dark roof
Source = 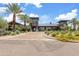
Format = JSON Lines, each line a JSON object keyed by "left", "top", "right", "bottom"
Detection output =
{"left": 8, "top": 21, "right": 23, "bottom": 26}
{"left": 30, "top": 17, "right": 39, "bottom": 20}
{"left": 38, "top": 24, "right": 58, "bottom": 27}
{"left": 58, "top": 20, "right": 69, "bottom": 23}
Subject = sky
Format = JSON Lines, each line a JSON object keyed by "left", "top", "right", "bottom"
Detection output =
{"left": 0, "top": 3, "right": 79, "bottom": 24}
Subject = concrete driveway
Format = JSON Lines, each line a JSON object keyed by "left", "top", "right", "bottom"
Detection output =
{"left": 0, "top": 32, "right": 79, "bottom": 56}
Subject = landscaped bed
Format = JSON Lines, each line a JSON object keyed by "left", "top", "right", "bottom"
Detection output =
{"left": 0, "top": 29, "right": 28, "bottom": 36}
{"left": 45, "top": 31, "right": 79, "bottom": 42}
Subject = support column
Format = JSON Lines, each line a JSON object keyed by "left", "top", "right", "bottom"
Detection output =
{"left": 44, "top": 27, "right": 46, "bottom": 30}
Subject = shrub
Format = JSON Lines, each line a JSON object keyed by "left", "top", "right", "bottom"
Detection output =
{"left": 9, "top": 30, "right": 21, "bottom": 35}
{"left": 15, "top": 30, "right": 21, "bottom": 34}
{"left": 10, "top": 32, "right": 16, "bottom": 35}
{"left": 45, "top": 31, "right": 79, "bottom": 42}
{"left": 3, "top": 31, "right": 11, "bottom": 35}
{"left": 56, "top": 34, "right": 68, "bottom": 41}
{"left": 51, "top": 32, "right": 59, "bottom": 37}
{"left": 0, "top": 29, "right": 5, "bottom": 36}
{"left": 0, "top": 17, "right": 8, "bottom": 36}
{"left": 15, "top": 25, "right": 22, "bottom": 31}
{"left": 0, "top": 17, "right": 8, "bottom": 29}
{"left": 74, "top": 32, "right": 79, "bottom": 36}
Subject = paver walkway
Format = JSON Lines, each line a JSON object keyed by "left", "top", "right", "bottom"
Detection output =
{"left": 0, "top": 32, "right": 79, "bottom": 56}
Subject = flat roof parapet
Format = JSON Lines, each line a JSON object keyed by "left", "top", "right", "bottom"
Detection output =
{"left": 58, "top": 20, "right": 69, "bottom": 23}
{"left": 38, "top": 24, "right": 59, "bottom": 27}
{"left": 30, "top": 17, "right": 39, "bottom": 20}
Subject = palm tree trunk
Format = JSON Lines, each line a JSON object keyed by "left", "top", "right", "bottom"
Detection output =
{"left": 73, "top": 23, "right": 76, "bottom": 31}
{"left": 13, "top": 13, "right": 16, "bottom": 31}
{"left": 24, "top": 20, "right": 26, "bottom": 27}
{"left": 23, "top": 20, "right": 26, "bottom": 31}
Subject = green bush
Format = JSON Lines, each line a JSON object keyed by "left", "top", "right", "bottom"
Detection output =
{"left": 9, "top": 30, "right": 21, "bottom": 35}
{"left": 5, "top": 31, "right": 11, "bottom": 35}
{"left": 0, "top": 29, "right": 5, "bottom": 36}
{"left": 46, "top": 31, "right": 79, "bottom": 42}
{"left": 15, "top": 30, "right": 21, "bottom": 34}
{"left": 51, "top": 32, "right": 59, "bottom": 37}
{"left": 15, "top": 25, "right": 22, "bottom": 30}
{"left": 10, "top": 32, "right": 16, "bottom": 35}
{"left": 3, "top": 30, "right": 22, "bottom": 36}
{"left": 0, "top": 17, "right": 8, "bottom": 29}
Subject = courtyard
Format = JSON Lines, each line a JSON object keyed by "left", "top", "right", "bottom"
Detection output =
{"left": 0, "top": 32, "right": 79, "bottom": 56}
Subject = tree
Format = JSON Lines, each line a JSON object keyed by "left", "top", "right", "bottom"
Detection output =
{"left": 76, "top": 19, "right": 79, "bottom": 30}
{"left": 5, "top": 3, "right": 22, "bottom": 31}
{"left": 18, "top": 14, "right": 29, "bottom": 27}
{"left": 71, "top": 18, "right": 77, "bottom": 31}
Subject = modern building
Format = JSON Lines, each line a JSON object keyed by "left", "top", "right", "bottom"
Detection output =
{"left": 30, "top": 17, "right": 69, "bottom": 31}
{"left": 58, "top": 20, "right": 69, "bottom": 27}
{"left": 38, "top": 24, "right": 59, "bottom": 31}
{"left": 30, "top": 17, "right": 39, "bottom": 31}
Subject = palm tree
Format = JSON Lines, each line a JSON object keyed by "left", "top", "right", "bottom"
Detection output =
{"left": 76, "top": 20, "right": 79, "bottom": 30}
{"left": 5, "top": 3, "right": 22, "bottom": 31}
{"left": 18, "top": 14, "right": 29, "bottom": 27}
{"left": 71, "top": 18, "right": 78, "bottom": 31}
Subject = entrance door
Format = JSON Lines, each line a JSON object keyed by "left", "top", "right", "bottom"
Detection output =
{"left": 32, "top": 26, "right": 36, "bottom": 32}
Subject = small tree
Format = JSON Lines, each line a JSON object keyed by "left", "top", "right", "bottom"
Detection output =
{"left": 0, "top": 17, "right": 8, "bottom": 29}
{"left": 76, "top": 19, "right": 79, "bottom": 30}
{"left": 18, "top": 14, "right": 29, "bottom": 27}
{"left": 18, "top": 14, "right": 31, "bottom": 31}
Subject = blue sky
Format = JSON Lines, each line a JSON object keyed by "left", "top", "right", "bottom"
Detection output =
{"left": 0, "top": 3, "right": 79, "bottom": 24}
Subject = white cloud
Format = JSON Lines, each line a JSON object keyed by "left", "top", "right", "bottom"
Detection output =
{"left": 39, "top": 15, "right": 52, "bottom": 24}
{"left": 0, "top": 7, "right": 6, "bottom": 13}
{"left": 4, "top": 13, "right": 19, "bottom": 22}
{"left": 24, "top": 3, "right": 42, "bottom": 8}
{"left": 28, "top": 0, "right": 42, "bottom": 8}
{"left": 72, "top": 9, "right": 78, "bottom": 13}
{"left": 18, "top": 2, "right": 42, "bottom": 8}
{"left": 32, "top": 3, "right": 42, "bottom": 8}
{"left": 55, "top": 9, "right": 78, "bottom": 20}
{"left": 20, "top": 7, "right": 26, "bottom": 11}
{"left": 29, "top": 13, "right": 39, "bottom": 17}
{"left": 4, "top": 14, "right": 13, "bottom": 22}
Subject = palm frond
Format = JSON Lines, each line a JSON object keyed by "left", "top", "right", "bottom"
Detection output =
{"left": 5, "top": 3, "right": 21, "bottom": 14}
{"left": 18, "top": 14, "right": 30, "bottom": 22}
